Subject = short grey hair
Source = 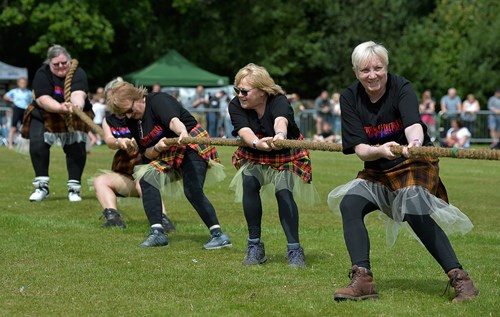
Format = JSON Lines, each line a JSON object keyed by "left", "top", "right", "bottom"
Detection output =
{"left": 351, "top": 41, "right": 389, "bottom": 71}
{"left": 44, "top": 44, "right": 71, "bottom": 65}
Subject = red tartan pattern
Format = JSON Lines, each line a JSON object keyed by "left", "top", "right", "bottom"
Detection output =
{"left": 231, "top": 135, "right": 312, "bottom": 183}
{"left": 149, "top": 124, "right": 220, "bottom": 173}
{"left": 356, "top": 157, "right": 449, "bottom": 202}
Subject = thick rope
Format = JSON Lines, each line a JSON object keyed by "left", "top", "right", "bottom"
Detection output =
{"left": 158, "top": 137, "right": 499, "bottom": 161}
{"left": 68, "top": 103, "right": 104, "bottom": 137}
{"left": 63, "top": 59, "right": 79, "bottom": 132}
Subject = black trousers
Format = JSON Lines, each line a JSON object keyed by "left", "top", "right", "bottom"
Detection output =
{"left": 141, "top": 149, "right": 220, "bottom": 228}
{"left": 339, "top": 195, "right": 461, "bottom": 273}
{"left": 242, "top": 173, "right": 300, "bottom": 244}
{"left": 29, "top": 108, "right": 86, "bottom": 181}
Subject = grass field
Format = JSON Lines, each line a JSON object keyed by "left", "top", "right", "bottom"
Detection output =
{"left": 1, "top": 145, "right": 499, "bottom": 316}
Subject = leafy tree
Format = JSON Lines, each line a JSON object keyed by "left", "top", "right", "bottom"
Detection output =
{"left": 394, "top": 0, "right": 500, "bottom": 106}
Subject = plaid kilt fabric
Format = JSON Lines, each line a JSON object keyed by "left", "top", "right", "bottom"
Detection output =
{"left": 356, "top": 157, "right": 449, "bottom": 203}
{"left": 111, "top": 149, "right": 142, "bottom": 178}
{"left": 21, "top": 103, "right": 94, "bottom": 138}
{"left": 149, "top": 124, "right": 220, "bottom": 174}
{"left": 232, "top": 134, "right": 312, "bottom": 183}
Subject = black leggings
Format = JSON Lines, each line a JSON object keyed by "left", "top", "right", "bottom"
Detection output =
{"left": 141, "top": 149, "right": 220, "bottom": 228}
{"left": 242, "top": 173, "right": 300, "bottom": 244}
{"left": 339, "top": 195, "right": 461, "bottom": 273}
{"left": 29, "top": 108, "right": 86, "bottom": 181}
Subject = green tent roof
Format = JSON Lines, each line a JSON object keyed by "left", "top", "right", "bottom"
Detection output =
{"left": 123, "top": 50, "right": 228, "bottom": 87}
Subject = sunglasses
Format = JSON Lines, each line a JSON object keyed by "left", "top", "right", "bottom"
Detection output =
{"left": 124, "top": 100, "right": 136, "bottom": 114}
{"left": 52, "top": 61, "right": 69, "bottom": 67}
{"left": 233, "top": 87, "right": 255, "bottom": 96}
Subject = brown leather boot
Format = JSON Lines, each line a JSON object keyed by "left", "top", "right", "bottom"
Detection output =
{"left": 447, "top": 268, "right": 479, "bottom": 303}
{"left": 334, "top": 265, "right": 378, "bottom": 301}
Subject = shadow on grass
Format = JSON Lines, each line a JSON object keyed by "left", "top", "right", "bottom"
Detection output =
{"left": 379, "top": 277, "right": 446, "bottom": 297}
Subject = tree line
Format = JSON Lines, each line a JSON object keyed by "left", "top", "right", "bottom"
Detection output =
{"left": 1, "top": 0, "right": 498, "bottom": 107}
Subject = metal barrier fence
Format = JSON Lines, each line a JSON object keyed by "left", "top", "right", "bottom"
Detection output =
{"left": 2, "top": 105, "right": 494, "bottom": 145}
{"left": 0, "top": 106, "right": 12, "bottom": 145}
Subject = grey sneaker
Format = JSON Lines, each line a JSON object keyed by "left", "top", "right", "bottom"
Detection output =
{"left": 287, "top": 247, "right": 306, "bottom": 268}
{"left": 242, "top": 240, "right": 268, "bottom": 266}
{"left": 161, "top": 214, "right": 176, "bottom": 233}
{"left": 100, "top": 208, "right": 126, "bottom": 228}
{"left": 203, "top": 233, "right": 232, "bottom": 250}
{"left": 140, "top": 228, "right": 168, "bottom": 248}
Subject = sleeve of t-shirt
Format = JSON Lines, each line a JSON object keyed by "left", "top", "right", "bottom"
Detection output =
{"left": 32, "top": 68, "right": 54, "bottom": 98}
{"left": 340, "top": 89, "right": 368, "bottom": 154}
{"left": 269, "top": 94, "right": 295, "bottom": 123}
{"left": 396, "top": 79, "right": 422, "bottom": 128}
{"left": 228, "top": 97, "right": 250, "bottom": 135}
{"left": 5, "top": 89, "right": 14, "bottom": 99}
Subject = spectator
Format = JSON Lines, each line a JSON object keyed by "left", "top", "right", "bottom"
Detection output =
{"left": 228, "top": 63, "right": 318, "bottom": 268}
{"left": 207, "top": 92, "right": 219, "bottom": 137}
{"left": 440, "top": 88, "right": 462, "bottom": 133}
{"left": 487, "top": 88, "right": 500, "bottom": 148}
{"left": 328, "top": 41, "right": 478, "bottom": 303}
{"left": 441, "top": 118, "right": 471, "bottom": 148}
{"left": 190, "top": 85, "right": 208, "bottom": 129}
{"left": 289, "top": 93, "right": 306, "bottom": 135}
{"left": 314, "top": 90, "right": 332, "bottom": 135}
{"left": 331, "top": 92, "right": 341, "bottom": 138}
{"left": 2, "top": 77, "right": 32, "bottom": 150}
{"left": 152, "top": 83, "right": 161, "bottom": 93}
{"left": 21, "top": 44, "right": 94, "bottom": 202}
{"left": 217, "top": 90, "right": 234, "bottom": 138}
{"left": 90, "top": 87, "right": 107, "bottom": 147}
{"left": 108, "top": 81, "right": 231, "bottom": 249}
{"left": 313, "top": 121, "right": 336, "bottom": 143}
{"left": 460, "top": 94, "right": 480, "bottom": 137}
{"left": 419, "top": 90, "right": 436, "bottom": 141}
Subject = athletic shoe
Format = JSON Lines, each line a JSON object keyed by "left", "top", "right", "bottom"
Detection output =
{"left": 161, "top": 214, "right": 176, "bottom": 233}
{"left": 203, "top": 232, "right": 232, "bottom": 250}
{"left": 286, "top": 247, "right": 306, "bottom": 268}
{"left": 68, "top": 190, "right": 82, "bottom": 202}
{"left": 29, "top": 177, "right": 49, "bottom": 202}
{"left": 140, "top": 228, "right": 168, "bottom": 248}
{"left": 242, "top": 240, "right": 267, "bottom": 266}
{"left": 68, "top": 180, "right": 82, "bottom": 202}
{"left": 100, "top": 208, "right": 126, "bottom": 228}
{"left": 29, "top": 188, "right": 49, "bottom": 202}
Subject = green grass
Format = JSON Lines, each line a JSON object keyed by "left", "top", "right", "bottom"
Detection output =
{"left": 0, "top": 145, "right": 499, "bottom": 316}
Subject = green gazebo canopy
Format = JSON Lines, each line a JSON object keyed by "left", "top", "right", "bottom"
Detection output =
{"left": 123, "top": 50, "right": 228, "bottom": 87}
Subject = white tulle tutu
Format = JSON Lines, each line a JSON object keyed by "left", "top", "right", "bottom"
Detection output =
{"left": 327, "top": 179, "right": 473, "bottom": 247}
{"left": 229, "top": 163, "right": 319, "bottom": 205}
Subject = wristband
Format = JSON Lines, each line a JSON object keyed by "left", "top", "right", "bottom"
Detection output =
{"left": 413, "top": 138, "right": 422, "bottom": 146}
{"left": 153, "top": 144, "right": 161, "bottom": 153}
{"left": 115, "top": 138, "right": 120, "bottom": 146}
{"left": 252, "top": 139, "right": 258, "bottom": 149}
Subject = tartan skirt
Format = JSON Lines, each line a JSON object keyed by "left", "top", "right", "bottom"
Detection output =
{"left": 327, "top": 158, "right": 473, "bottom": 246}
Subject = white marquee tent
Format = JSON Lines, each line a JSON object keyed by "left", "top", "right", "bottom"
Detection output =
{"left": 0, "top": 61, "right": 28, "bottom": 81}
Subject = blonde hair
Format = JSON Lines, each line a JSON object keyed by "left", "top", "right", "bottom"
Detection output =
{"left": 351, "top": 41, "right": 389, "bottom": 71}
{"left": 108, "top": 81, "right": 147, "bottom": 115}
{"left": 234, "top": 63, "right": 285, "bottom": 96}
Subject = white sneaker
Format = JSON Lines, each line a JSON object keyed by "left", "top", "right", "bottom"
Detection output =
{"left": 29, "top": 188, "right": 49, "bottom": 202}
{"left": 68, "top": 191, "right": 82, "bottom": 202}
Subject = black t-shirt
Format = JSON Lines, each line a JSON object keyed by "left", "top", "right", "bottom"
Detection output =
{"left": 106, "top": 114, "right": 132, "bottom": 139}
{"left": 126, "top": 92, "right": 197, "bottom": 152}
{"left": 32, "top": 64, "right": 92, "bottom": 111}
{"left": 229, "top": 94, "right": 301, "bottom": 140}
{"left": 340, "top": 73, "right": 430, "bottom": 170}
